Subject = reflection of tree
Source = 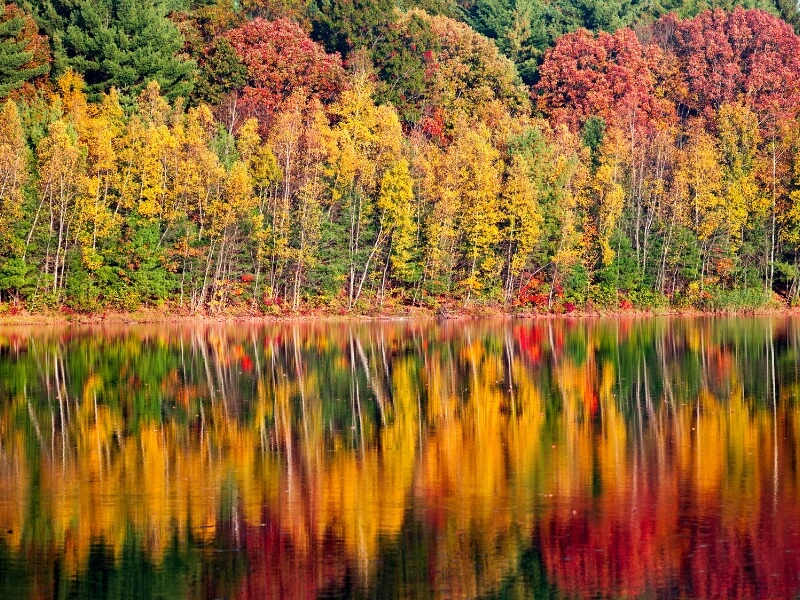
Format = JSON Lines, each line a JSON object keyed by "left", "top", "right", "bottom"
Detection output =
{"left": 0, "top": 318, "right": 799, "bottom": 597}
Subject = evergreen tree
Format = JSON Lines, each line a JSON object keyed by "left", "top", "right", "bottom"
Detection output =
{"left": 458, "top": 0, "right": 552, "bottom": 84}
{"left": 310, "top": 0, "right": 395, "bottom": 56}
{"left": 0, "top": 2, "right": 49, "bottom": 98}
{"left": 26, "top": 0, "right": 196, "bottom": 101}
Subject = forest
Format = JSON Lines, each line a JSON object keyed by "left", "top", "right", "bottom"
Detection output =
{"left": 2, "top": 0, "right": 800, "bottom": 314}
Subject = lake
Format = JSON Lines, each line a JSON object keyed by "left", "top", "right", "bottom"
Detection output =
{"left": 0, "top": 317, "right": 799, "bottom": 598}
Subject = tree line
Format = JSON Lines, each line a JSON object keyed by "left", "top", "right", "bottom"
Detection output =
{"left": 2, "top": 0, "right": 800, "bottom": 312}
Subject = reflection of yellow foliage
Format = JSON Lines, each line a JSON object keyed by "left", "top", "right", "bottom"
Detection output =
{"left": 1, "top": 320, "right": 800, "bottom": 598}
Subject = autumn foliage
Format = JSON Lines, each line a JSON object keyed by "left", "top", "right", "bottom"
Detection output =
{"left": 2, "top": 2, "right": 800, "bottom": 312}
{"left": 1, "top": 320, "right": 800, "bottom": 597}
{"left": 537, "top": 8, "right": 800, "bottom": 131}
{"left": 226, "top": 17, "right": 344, "bottom": 129}
{"left": 536, "top": 27, "right": 673, "bottom": 131}
{"left": 651, "top": 8, "right": 800, "bottom": 123}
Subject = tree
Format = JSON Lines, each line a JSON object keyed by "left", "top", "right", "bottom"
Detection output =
{"left": 376, "top": 158, "right": 416, "bottom": 291}
{"left": 324, "top": 74, "right": 404, "bottom": 308}
{"left": 450, "top": 122, "right": 503, "bottom": 299}
{"left": 422, "top": 12, "right": 529, "bottom": 133}
{"left": 674, "top": 126, "right": 724, "bottom": 290}
{"left": 458, "top": 0, "right": 552, "bottom": 84}
{"left": 650, "top": 8, "right": 800, "bottom": 124}
{"left": 29, "top": 0, "right": 196, "bottom": 102}
{"left": 239, "top": 0, "right": 312, "bottom": 21}
{"left": 36, "top": 117, "right": 85, "bottom": 298}
{"left": 226, "top": 17, "right": 344, "bottom": 132}
{"left": 536, "top": 27, "right": 672, "bottom": 132}
{"left": 0, "top": 2, "right": 49, "bottom": 98}
{"left": 715, "top": 103, "right": 765, "bottom": 281}
{"left": 0, "top": 99, "right": 31, "bottom": 300}
{"left": 587, "top": 127, "right": 625, "bottom": 267}
{"left": 260, "top": 97, "right": 328, "bottom": 308}
{"left": 501, "top": 152, "right": 541, "bottom": 300}
{"left": 310, "top": 0, "right": 394, "bottom": 57}
{"left": 0, "top": 100, "right": 26, "bottom": 219}
{"left": 371, "top": 10, "right": 439, "bottom": 125}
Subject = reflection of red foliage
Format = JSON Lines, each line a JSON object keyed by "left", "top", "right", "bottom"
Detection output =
{"left": 513, "top": 324, "right": 543, "bottom": 364}
{"left": 238, "top": 509, "right": 350, "bottom": 600}
{"left": 539, "top": 427, "right": 800, "bottom": 598}
{"left": 583, "top": 388, "right": 599, "bottom": 416}
{"left": 539, "top": 463, "right": 684, "bottom": 599}
{"left": 240, "top": 355, "right": 253, "bottom": 372}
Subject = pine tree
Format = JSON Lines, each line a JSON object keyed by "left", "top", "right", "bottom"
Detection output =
{"left": 0, "top": 2, "right": 48, "bottom": 98}
{"left": 27, "top": 0, "right": 196, "bottom": 101}
{"left": 458, "top": 0, "right": 551, "bottom": 84}
{"left": 310, "top": 0, "right": 395, "bottom": 57}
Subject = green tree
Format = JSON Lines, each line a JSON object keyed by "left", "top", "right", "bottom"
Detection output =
{"left": 310, "top": 0, "right": 394, "bottom": 57}
{"left": 458, "top": 0, "right": 551, "bottom": 84}
{"left": 0, "top": 1, "right": 49, "bottom": 98}
{"left": 372, "top": 11, "right": 439, "bottom": 125}
{"left": 28, "top": 0, "right": 196, "bottom": 101}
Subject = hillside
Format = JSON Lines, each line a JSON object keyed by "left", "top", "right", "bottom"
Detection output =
{"left": 2, "top": 0, "right": 800, "bottom": 314}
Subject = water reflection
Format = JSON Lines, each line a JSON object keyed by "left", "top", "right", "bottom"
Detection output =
{"left": 0, "top": 317, "right": 799, "bottom": 598}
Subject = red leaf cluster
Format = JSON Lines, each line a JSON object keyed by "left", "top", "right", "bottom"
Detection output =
{"left": 536, "top": 8, "right": 800, "bottom": 132}
{"left": 652, "top": 8, "right": 800, "bottom": 124}
{"left": 226, "top": 18, "right": 345, "bottom": 128}
{"left": 536, "top": 28, "right": 672, "bottom": 132}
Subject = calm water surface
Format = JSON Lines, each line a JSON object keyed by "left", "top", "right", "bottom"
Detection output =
{"left": 0, "top": 317, "right": 799, "bottom": 598}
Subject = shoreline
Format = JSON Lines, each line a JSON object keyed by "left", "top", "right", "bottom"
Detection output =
{"left": 0, "top": 305, "right": 799, "bottom": 326}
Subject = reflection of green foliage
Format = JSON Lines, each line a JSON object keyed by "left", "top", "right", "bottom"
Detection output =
{"left": 0, "top": 318, "right": 791, "bottom": 450}
{"left": 480, "top": 545, "right": 561, "bottom": 599}
{"left": 0, "top": 319, "right": 796, "bottom": 597}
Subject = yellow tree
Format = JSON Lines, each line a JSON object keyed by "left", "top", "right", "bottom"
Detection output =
{"left": 0, "top": 100, "right": 28, "bottom": 301}
{"left": 237, "top": 117, "right": 280, "bottom": 303}
{"left": 70, "top": 84, "right": 123, "bottom": 272}
{"left": 204, "top": 160, "right": 258, "bottom": 309}
{"left": 0, "top": 100, "right": 26, "bottom": 252}
{"left": 175, "top": 105, "right": 226, "bottom": 238}
{"left": 501, "top": 153, "right": 541, "bottom": 302}
{"left": 36, "top": 118, "right": 85, "bottom": 296}
{"left": 675, "top": 127, "right": 724, "bottom": 291}
{"left": 175, "top": 105, "right": 228, "bottom": 311}
{"left": 325, "top": 74, "right": 403, "bottom": 308}
{"left": 376, "top": 158, "right": 416, "bottom": 299}
{"left": 266, "top": 97, "right": 305, "bottom": 298}
{"left": 450, "top": 122, "right": 503, "bottom": 301}
{"left": 547, "top": 125, "right": 588, "bottom": 309}
{"left": 414, "top": 136, "right": 460, "bottom": 296}
{"left": 117, "top": 82, "right": 178, "bottom": 221}
{"left": 589, "top": 127, "right": 626, "bottom": 268}
{"left": 716, "top": 103, "right": 765, "bottom": 287}
{"left": 288, "top": 102, "right": 329, "bottom": 310}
